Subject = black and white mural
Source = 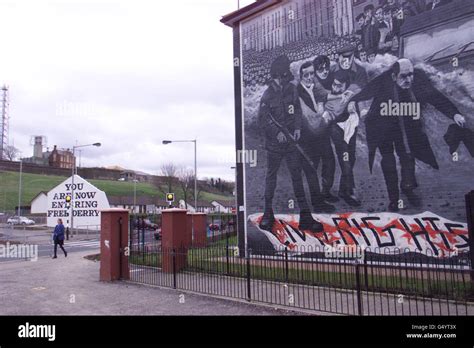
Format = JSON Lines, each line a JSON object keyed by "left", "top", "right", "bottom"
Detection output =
{"left": 239, "top": 0, "right": 474, "bottom": 257}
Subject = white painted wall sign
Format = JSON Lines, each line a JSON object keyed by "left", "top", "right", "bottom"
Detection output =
{"left": 46, "top": 175, "right": 110, "bottom": 228}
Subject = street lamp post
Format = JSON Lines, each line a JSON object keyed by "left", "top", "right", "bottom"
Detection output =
{"left": 17, "top": 160, "right": 22, "bottom": 218}
{"left": 133, "top": 178, "right": 138, "bottom": 214}
{"left": 70, "top": 142, "right": 101, "bottom": 237}
{"left": 163, "top": 139, "right": 197, "bottom": 242}
{"left": 78, "top": 150, "right": 82, "bottom": 169}
{"left": 231, "top": 166, "right": 236, "bottom": 192}
{"left": 162, "top": 140, "right": 197, "bottom": 211}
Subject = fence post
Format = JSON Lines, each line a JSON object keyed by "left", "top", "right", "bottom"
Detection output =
{"left": 172, "top": 248, "right": 177, "bottom": 289}
{"left": 355, "top": 261, "right": 363, "bottom": 316}
{"left": 464, "top": 191, "right": 474, "bottom": 283}
{"left": 129, "top": 217, "right": 132, "bottom": 250}
{"left": 363, "top": 256, "right": 369, "bottom": 290}
{"left": 284, "top": 247, "right": 289, "bottom": 283}
{"left": 226, "top": 234, "right": 230, "bottom": 275}
{"left": 246, "top": 248, "right": 251, "bottom": 301}
{"left": 141, "top": 226, "right": 145, "bottom": 264}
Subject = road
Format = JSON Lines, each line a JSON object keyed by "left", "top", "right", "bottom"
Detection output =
{"left": 0, "top": 226, "right": 100, "bottom": 263}
{"left": 0, "top": 225, "right": 227, "bottom": 263}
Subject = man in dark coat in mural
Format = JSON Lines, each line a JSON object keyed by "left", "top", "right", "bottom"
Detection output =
{"left": 296, "top": 61, "right": 337, "bottom": 213}
{"left": 258, "top": 55, "right": 323, "bottom": 233}
{"left": 350, "top": 58, "right": 466, "bottom": 212}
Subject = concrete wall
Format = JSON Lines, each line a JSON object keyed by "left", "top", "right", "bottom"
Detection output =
{"left": 0, "top": 159, "right": 158, "bottom": 182}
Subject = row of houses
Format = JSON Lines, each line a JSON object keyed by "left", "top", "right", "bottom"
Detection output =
{"left": 30, "top": 192, "right": 236, "bottom": 215}
{"left": 114, "top": 198, "right": 236, "bottom": 214}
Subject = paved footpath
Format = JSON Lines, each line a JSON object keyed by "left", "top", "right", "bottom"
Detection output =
{"left": 0, "top": 226, "right": 101, "bottom": 262}
{"left": 0, "top": 250, "right": 307, "bottom": 316}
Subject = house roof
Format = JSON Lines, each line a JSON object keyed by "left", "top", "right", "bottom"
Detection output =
{"left": 30, "top": 191, "right": 48, "bottom": 203}
{"left": 120, "top": 170, "right": 150, "bottom": 176}
{"left": 108, "top": 196, "right": 169, "bottom": 206}
{"left": 51, "top": 147, "right": 73, "bottom": 156}
{"left": 181, "top": 200, "right": 214, "bottom": 208}
{"left": 212, "top": 199, "right": 236, "bottom": 208}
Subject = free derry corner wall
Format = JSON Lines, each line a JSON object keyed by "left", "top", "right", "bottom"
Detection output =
{"left": 46, "top": 175, "right": 110, "bottom": 229}
{"left": 222, "top": 0, "right": 473, "bottom": 259}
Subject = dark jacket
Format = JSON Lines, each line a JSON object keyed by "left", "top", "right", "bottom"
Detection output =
{"left": 352, "top": 68, "right": 460, "bottom": 172}
{"left": 53, "top": 224, "right": 65, "bottom": 241}
{"left": 331, "top": 61, "right": 369, "bottom": 95}
{"left": 444, "top": 124, "right": 474, "bottom": 157}
{"left": 297, "top": 83, "right": 318, "bottom": 113}
{"left": 315, "top": 74, "right": 333, "bottom": 92}
{"left": 297, "top": 83, "right": 328, "bottom": 140}
{"left": 362, "top": 19, "right": 381, "bottom": 51}
{"left": 258, "top": 80, "right": 302, "bottom": 153}
{"left": 378, "top": 18, "right": 403, "bottom": 53}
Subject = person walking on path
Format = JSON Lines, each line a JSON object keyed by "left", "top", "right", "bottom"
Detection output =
{"left": 52, "top": 218, "right": 68, "bottom": 259}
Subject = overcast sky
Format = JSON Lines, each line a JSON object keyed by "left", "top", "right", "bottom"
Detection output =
{"left": 0, "top": 0, "right": 254, "bottom": 181}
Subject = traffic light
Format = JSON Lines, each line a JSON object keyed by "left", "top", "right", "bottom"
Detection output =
{"left": 166, "top": 193, "right": 175, "bottom": 204}
{"left": 65, "top": 195, "right": 72, "bottom": 210}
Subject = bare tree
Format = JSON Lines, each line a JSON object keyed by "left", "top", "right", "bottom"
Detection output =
{"left": 178, "top": 167, "right": 194, "bottom": 209}
{"left": 155, "top": 163, "right": 178, "bottom": 197}
{"left": 4, "top": 145, "right": 20, "bottom": 161}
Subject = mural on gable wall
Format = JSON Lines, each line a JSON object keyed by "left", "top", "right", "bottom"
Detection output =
{"left": 239, "top": 0, "right": 474, "bottom": 258}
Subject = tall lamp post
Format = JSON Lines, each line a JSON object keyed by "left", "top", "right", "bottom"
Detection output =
{"left": 133, "top": 178, "right": 138, "bottom": 214}
{"left": 17, "top": 159, "right": 23, "bottom": 217}
{"left": 231, "top": 166, "right": 236, "bottom": 197}
{"left": 70, "top": 142, "right": 101, "bottom": 237}
{"left": 162, "top": 140, "right": 197, "bottom": 211}
{"left": 163, "top": 140, "right": 197, "bottom": 243}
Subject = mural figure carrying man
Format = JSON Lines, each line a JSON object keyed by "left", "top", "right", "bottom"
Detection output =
{"left": 258, "top": 55, "right": 324, "bottom": 233}
{"left": 323, "top": 69, "right": 362, "bottom": 207}
{"left": 297, "top": 61, "right": 336, "bottom": 213}
{"left": 350, "top": 58, "right": 466, "bottom": 212}
{"left": 327, "top": 45, "right": 369, "bottom": 207}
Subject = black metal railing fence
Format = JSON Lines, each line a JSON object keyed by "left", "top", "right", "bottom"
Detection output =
{"left": 128, "top": 243, "right": 473, "bottom": 316}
